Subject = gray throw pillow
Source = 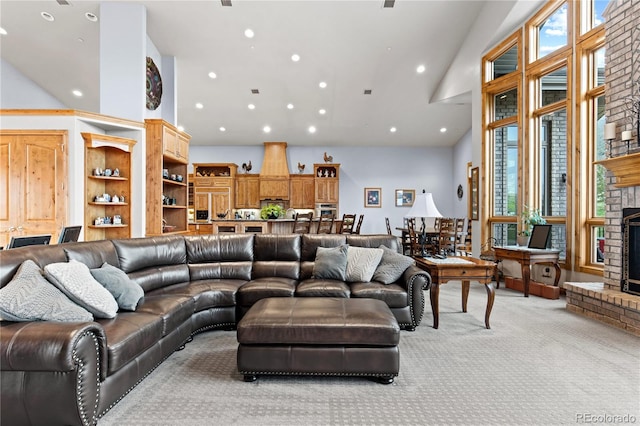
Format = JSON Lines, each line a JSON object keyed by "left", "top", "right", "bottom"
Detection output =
{"left": 345, "top": 246, "right": 384, "bottom": 282}
{"left": 372, "top": 245, "right": 415, "bottom": 284}
{"left": 313, "top": 245, "right": 348, "bottom": 281}
{"left": 44, "top": 259, "right": 118, "bottom": 319}
{"left": 91, "top": 262, "right": 144, "bottom": 311}
{"left": 0, "top": 260, "right": 93, "bottom": 322}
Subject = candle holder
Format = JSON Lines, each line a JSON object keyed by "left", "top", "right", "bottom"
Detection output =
{"left": 604, "top": 122, "right": 616, "bottom": 158}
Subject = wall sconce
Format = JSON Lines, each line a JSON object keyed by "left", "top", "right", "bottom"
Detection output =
{"left": 604, "top": 122, "right": 616, "bottom": 157}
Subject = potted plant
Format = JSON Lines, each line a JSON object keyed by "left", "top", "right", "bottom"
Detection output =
{"left": 260, "top": 203, "right": 285, "bottom": 220}
{"left": 518, "top": 205, "right": 546, "bottom": 246}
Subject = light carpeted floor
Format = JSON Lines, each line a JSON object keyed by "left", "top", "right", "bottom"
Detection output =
{"left": 98, "top": 284, "right": 639, "bottom": 425}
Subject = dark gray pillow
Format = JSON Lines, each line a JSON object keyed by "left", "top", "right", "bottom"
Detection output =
{"left": 312, "top": 244, "right": 348, "bottom": 281}
{"left": 0, "top": 260, "right": 93, "bottom": 322}
{"left": 90, "top": 262, "right": 144, "bottom": 311}
{"left": 372, "top": 245, "right": 415, "bottom": 284}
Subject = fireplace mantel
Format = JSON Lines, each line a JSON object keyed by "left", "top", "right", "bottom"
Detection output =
{"left": 595, "top": 152, "right": 640, "bottom": 188}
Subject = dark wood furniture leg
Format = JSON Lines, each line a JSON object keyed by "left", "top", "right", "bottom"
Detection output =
{"left": 430, "top": 283, "right": 440, "bottom": 329}
{"left": 484, "top": 282, "right": 495, "bottom": 329}
{"left": 521, "top": 261, "right": 531, "bottom": 297}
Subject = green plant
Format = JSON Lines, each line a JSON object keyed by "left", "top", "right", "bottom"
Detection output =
{"left": 260, "top": 203, "right": 284, "bottom": 220}
{"left": 519, "top": 205, "right": 546, "bottom": 236}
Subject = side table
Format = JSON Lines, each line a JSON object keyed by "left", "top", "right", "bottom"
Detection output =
{"left": 493, "top": 246, "right": 561, "bottom": 297}
{"left": 413, "top": 256, "right": 496, "bottom": 329}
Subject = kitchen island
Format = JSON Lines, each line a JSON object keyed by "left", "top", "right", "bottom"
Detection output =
{"left": 188, "top": 219, "right": 343, "bottom": 235}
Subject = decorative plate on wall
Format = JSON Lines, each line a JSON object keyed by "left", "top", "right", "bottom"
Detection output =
{"left": 146, "top": 57, "right": 162, "bottom": 110}
{"left": 457, "top": 184, "right": 464, "bottom": 199}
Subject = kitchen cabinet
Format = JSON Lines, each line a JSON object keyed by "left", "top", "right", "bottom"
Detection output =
{"left": 289, "top": 174, "right": 315, "bottom": 208}
{"left": 314, "top": 163, "right": 340, "bottom": 204}
{"left": 235, "top": 174, "right": 260, "bottom": 208}
{"left": 259, "top": 177, "right": 289, "bottom": 200}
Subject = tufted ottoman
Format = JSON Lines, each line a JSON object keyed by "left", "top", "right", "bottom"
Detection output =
{"left": 236, "top": 297, "right": 400, "bottom": 384}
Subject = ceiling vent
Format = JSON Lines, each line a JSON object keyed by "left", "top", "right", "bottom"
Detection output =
{"left": 251, "top": 89, "right": 260, "bottom": 94}
{"left": 221, "top": 0, "right": 232, "bottom": 6}
{"left": 383, "top": 0, "right": 395, "bottom": 8}
{"left": 56, "top": 0, "right": 71, "bottom": 5}
{"left": 364, "top": 89, "right": 372, "bottom": 95}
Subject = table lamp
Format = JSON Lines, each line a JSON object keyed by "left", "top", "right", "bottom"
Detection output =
{"left": 405, "top": 190, "right": 443, "bottom": 256}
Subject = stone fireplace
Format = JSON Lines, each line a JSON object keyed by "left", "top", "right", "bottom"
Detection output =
{"left": 564, "top": 0, "right": 640, "bottom": 336}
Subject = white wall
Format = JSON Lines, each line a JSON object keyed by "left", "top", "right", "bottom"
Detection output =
{"left": 0, "top": 59, "right": 66, "bottom": 109}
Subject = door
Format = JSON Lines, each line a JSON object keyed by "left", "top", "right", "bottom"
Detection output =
{"left": 0, "top": 131, "right": 67, "bottom": 247}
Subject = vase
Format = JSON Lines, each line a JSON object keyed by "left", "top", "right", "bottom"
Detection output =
{"left": 517, "top": 235, "right": 530, "bottom": 247}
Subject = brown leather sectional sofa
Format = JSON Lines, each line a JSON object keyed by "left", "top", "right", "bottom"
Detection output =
{"left": 0, "top": 233, "right": 431, "bottom": 426}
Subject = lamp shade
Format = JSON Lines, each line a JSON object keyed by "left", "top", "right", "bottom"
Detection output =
{"left": 404, "top": 192, "right": 442, "bottom": 218}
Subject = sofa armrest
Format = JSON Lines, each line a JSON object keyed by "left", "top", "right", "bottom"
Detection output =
{"left": 1, "top": 321, "right": 106, "bottom": 426}
{"left": 401, "top": 265, "right": 432, "bottom": 328}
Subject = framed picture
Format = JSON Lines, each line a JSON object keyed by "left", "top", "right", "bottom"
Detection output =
{"left": 395, "top": 189, "right": 415, "bottom": 207}
{"left": 470, "top": 167, "right": 479, "bottom": 220}
{"left": 364, "top": 187, "right": 382, "bottom": 208}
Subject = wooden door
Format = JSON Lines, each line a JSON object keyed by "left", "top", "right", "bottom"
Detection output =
{"left": 211, "top": 189, "right": 230, "bottom": 217}
{"left": 0, "top": 131, "right": 67, "bottom": 247}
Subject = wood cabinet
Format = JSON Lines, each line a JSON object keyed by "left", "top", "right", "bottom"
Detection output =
{"left": 0, "top": 130, "right": 67, "bottom": 246}
{"left": 259, "top": 177, "right": 289, "bottom": 200}
{"left": 235, "top": 174, "right": 260, "bottom": 208}
{"left": 83, "top": 133, "right": 135, "bottom": 241}
{"left": 193, "top": 163, "right": 237, "bottom": 220}
{"left": 289, "top": 174, "right": 315, "bottom": 208}
{"left": 145, "top": 119, "right": 190, "bottom": 236}
{"left": 314, "top": 163, "right": 340, "bottom": 204}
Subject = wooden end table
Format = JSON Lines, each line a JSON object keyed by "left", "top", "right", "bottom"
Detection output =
{"left": 492, "top": 246, "right": 561, "bottom": 297}
{"left": 413, "top": 256, "right": 496, "bottom": 329}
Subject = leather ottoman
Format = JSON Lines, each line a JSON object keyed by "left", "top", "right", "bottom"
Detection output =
{"left": 236, "top": 297, "right": 400, "bottom": 384}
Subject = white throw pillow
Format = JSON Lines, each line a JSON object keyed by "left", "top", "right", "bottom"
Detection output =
{"left": 345, "top": 246, "right": 384, "bottom": 282}
{"left": 45, "top": 259, "right": 118, "bottom": 318}
{"left": 0, "top": 260, "right": 93, "bottom": 322}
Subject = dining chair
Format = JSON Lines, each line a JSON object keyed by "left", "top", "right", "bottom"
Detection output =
{"left": 385, "top": 217, "right": 392, "bottom": 235}
{"left": 437, "top": 217, "right": 457, "bottom": 255}
{"left": 354, "top": 214, "right": 364, "bottom": 234}
{"left": 456, "top": 219, "right": 472, "bottom": 256}
{"left": 340, "top": 214, "right": 356, "bottom": 233}
{"left": 316, "top": 214, "right": 334, "bottom": 234}
{"left": 405, "top": 217, "right": 421, "bottom": 256}
{"left": 292, "top": 212, "right": 313, "bottom": 234}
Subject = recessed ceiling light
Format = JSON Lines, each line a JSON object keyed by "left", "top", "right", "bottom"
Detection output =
{"left": 308, "top": 126, "right": 316, "bottom": 134}
{"left": 248, "top": 104, "right": 256, "bottom": 110}
{"left": 208, "top": 72, "right": 217, "bottom": 79}
{"left": 390, "top": 127, "right": 397, "bottom": 133}
{"left": 319, "top": 81, "right": 327, "bottom": 89}
{"left": 287, "top": 103, "right": 294, "bottom": 110}
{"left": 178, "top": 125, "right": 185, "bottom": 132}
{"left": 291, "top": 54, "right": 300, "bottom": 62}
{"left": 77, "top": 37, "right": 84, "bottom": 43}
{"left": 244, "top": 28, "right": 254, "bottom": 38}
{"left": 263, "top": 125, "right": 271, "bottom": 133}
{"left": 319, "top": 109, "right": 326, "bottom": 115}
{"left": 41, "top": 11, "right": 54, "bottom": 22}
{"left": 72, "top": 90, "right": 83, "bottom": 97}
{"left": 440, "top": 127, "right": 447, "bottom": 133}
{"left": 85, "top": 12, "right": 98, "bottom": 22}
{"left": 0, "top": 27, "right": 7, "bottom": 36}
{"left": 195, "top": 103, "right": 204, "bottom": 109}
{"left": 219, "top": 127, "right": 226, "bottom": 132}
{"left": 416, "top": 64, "right": 426, "bottom": 74}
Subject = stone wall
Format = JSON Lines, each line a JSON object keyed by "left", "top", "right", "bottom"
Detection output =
{"left": 603, "top": 0, "right": 639, "bottom": 291}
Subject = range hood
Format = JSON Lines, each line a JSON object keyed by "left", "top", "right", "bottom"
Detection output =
{"left": 259, "top": 142, "right": 290, "bottom": 200}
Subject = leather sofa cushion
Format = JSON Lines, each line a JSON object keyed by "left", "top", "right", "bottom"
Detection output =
{"left": 135, "top": 295, "right": 195, "bottom": 336}
{"left": 252, "top": 261, "right": 300, "bottom": 280}
{"left": 300, "top": 235, "right": 347, "bottom": 261}
{"left": 237, "top": 277, "right": 297, "bottom": 306}
{"left": 253, "top": 235, "right": 301, "bottom": 261}
{"left": 113, "top": 236, "right": 187, "bottom": 274}
{"left": 346, "top": 235, "right": 400, "bottom": 252}
{"left": 0, "top": 245, "right": 67, "bottom": 288}
{"left": 127, "top": 264, "right": 191, "bottom": 293}
{"left": 63, "top": 240, "right": 120, "bottom": 269}
{"left": 188, "top": 261, "right": 252, "bottom": 282}
{"left": 149, "top": 279, "right": 245, "bottom": 311}
{"left": 237, "top": 297, "right": 400, "bottom": 346}
{"left": 185, "top": 234, "right": 253, "bottom": 263}
{"left": 97, "top": 312, "right": 164, "bottom": 375}
{"left": 349, "top": 282, "right": 408, "bottom": 308}
{"left": 295, "top": 279, "right": 351, "bottom": 298}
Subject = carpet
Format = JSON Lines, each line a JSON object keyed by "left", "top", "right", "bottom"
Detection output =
{"left": 98, "top": 284, "right": 639, "bottom": 425}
